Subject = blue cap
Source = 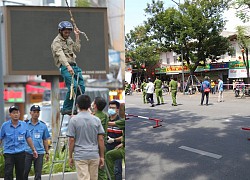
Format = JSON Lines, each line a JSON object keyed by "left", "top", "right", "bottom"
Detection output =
{"left": 30, "top": 105, "right": 40, "bottom": 111}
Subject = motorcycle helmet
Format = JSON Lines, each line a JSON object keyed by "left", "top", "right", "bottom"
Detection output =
{"left": 58, "top": 21, "right": 73, "bottom": 31}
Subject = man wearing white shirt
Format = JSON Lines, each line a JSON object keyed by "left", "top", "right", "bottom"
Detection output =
{"left": 145, "top": 78, "right": 155, "bottom": 107}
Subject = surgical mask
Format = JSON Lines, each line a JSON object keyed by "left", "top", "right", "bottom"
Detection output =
{"left": 108, "top": 108, "right": 116, "bottom": 116}
{"left": 91, "top": 101, "right": 95, "bottom": 111}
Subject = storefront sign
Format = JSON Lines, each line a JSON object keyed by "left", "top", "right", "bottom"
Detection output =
{"left": 210, "top": 62, "right": 229, "bottom": 70}
{"left": 4, "top": 87, "right": 25, "bottom": 103}
{"left": 228, "top": 69, "right": 248, "bottom": 78}
{"left": 229, "top": 61, "right": 249, "bottom": 69}
{"left": 195, "top": 64, "right": 210, "bottom": 72}
{"left": 166, "top": 66, "right": 189, "bottom": 73}
{"left": 155, "top": 68, "right": 167, "bottom": 74}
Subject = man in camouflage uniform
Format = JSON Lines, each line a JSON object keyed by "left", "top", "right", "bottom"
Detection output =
{"left": 51, "top": 21, "right": 85, "bottom": 115}
{"left": 154, "top": 76, "right": 164, "bottom": 105}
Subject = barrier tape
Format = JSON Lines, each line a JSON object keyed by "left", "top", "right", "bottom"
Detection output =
{"left": 125, "top": 113, "right": 163, "bottom": 128}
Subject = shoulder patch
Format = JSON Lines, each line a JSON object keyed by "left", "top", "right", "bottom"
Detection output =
{"left": 39, "top": 120, "right": 46, "bottom": 124}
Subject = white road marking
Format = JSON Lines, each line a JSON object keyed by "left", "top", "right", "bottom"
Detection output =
{"left": 179, "top": 146, "right": 222, "bottom": 159}
{"left": 224, "top": 119, "right": 231, "bottom": 122}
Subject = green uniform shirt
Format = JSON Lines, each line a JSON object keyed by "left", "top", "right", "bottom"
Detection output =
{"left": 169, "top": 79, "right": 178, "bottom": 90}
{"left": 115, "top": 119, "right": 125, "bottom": 147}
{"left": 51, "top": 33, "right": 81, "bottom": 68}
{"left": 141, "top": 82, "right": 147, "bottom": 92}
{"left": 94, "top": 110, "right": 109, "bottom": 143}
{"left": 154, "top": 79, "right": 162, "bottom": 89}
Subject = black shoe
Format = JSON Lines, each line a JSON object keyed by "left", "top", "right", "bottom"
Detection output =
{"left": 156, "top": 103, "right": 160, "bottom": 105}
{"left": 161, "top": 103, "right": 165, "bottom": 105}
{"left": 151, "top": 104, "right": 155, "bottom": 107}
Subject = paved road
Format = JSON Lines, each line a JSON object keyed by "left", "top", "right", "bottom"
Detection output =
{"left": 126, "top": 91, "right": 250, "bottom": 180}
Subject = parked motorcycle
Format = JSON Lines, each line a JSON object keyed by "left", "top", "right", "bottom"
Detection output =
{"left": 235, "top": 88, "right": 240, "bottom": 97}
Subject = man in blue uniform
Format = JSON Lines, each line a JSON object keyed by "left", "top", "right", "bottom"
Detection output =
{"left": 0, "top": 105, "right": 38, "bottom": 180}
{"left": 24, "top": 105, "right": 50, "bottom": 180}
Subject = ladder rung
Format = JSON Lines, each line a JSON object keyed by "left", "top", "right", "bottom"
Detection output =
{"left": 58, "top": 136, "right": 67, "bottom": 138}
{"left": 52, "top": 160, "right": 66, "bottom": 163}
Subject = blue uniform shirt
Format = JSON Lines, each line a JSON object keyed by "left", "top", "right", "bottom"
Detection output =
{"left": 0, "top": 120, "right": 31, "bottom": 154}
{"left": 25, "top": 120, "right": 50, "bottom": 154}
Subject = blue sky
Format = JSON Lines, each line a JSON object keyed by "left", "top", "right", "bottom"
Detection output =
{"left": 125, "top": 0, "right": 250, "bottom": 35}
{"left": 125, "top": 0, "right": 177, "bottom": 34}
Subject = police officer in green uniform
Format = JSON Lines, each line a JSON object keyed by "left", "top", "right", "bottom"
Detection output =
{"left": 92, "top": 97, "right": 109, "bottom": 180}
{"left": 105, "top": 119, "right": 125, "bottom": 180}
{"left": 140, "top": 79, "right": 147, "bottom": 103}
{"left": 169, "top": 77, "right": 178, "bottom": 106}
{"left": 154, "top": 76, "right": 164, "bottom": 105}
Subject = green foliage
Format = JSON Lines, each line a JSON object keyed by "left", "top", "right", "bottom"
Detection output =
{"left": 236, "top": 25, "right": 250, "bottom": 83}
{"left": 128, "top": 0, "right": 232, "bottom": 73}
{"left": 125, "top": 25, "right": 160, "bottom": 67}
{"left": 75, "top": 0, "right": 91, "bottom": 7}
{"left": 0, "top": 148, "right": 75, "bottom": 178}
{"left": 234, "top": 0, "right": 250, "bottom": 22}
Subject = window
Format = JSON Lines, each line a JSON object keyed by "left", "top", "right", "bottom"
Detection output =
{"left": 167, "top": 58, "right": 170, "bottom": 64}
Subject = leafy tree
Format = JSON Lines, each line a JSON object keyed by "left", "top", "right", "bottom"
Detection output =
{"left": 144, "top": 0, "right": 232, "bottom": 74}
{"left": 75, "top": 0, "right": 90, "bottom": 7}
{"left": 234, "top": 0, "right": 250, "bottom": 22}
{"left": 236, "top": 26, "right": 250, "bottom": 83}
{"left": 125, "top": 25, "right": 160, "bottom": 69}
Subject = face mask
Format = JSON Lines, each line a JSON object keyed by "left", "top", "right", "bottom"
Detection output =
{"left": 108, "top": 108, "right": 116, "bottom": 116}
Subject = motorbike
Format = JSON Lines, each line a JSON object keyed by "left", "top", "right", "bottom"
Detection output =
{"left": 235, "top": 88, "right": 240, "bottom": 97}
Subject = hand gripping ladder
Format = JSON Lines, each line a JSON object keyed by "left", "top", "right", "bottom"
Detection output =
{"left": 49, "top": 72, "right": 82, "bottom": 180}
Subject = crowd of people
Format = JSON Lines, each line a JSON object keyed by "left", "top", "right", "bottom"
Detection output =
{"left": 1, "top": 95, "right": 124, "bottom": 180}
{"left": 125, "top": 75, "right": 250, "bottom": 107}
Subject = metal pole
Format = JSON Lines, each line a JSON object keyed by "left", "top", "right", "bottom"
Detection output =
{"left": 0, "top": 11, "right": 5, "bottom": 125}
{"left": 181, "top": 48, "right": 185, "bottom": 95}
{"left": 51, "top": 76, "right": 60, "bottom": 149}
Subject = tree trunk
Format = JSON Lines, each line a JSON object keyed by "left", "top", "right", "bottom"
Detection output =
{"left": 246, "top": 48, "right": 250, "bottom": 84}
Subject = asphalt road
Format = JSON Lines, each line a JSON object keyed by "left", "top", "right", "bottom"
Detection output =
{"left": 126, "top": 90, "right": 250, "bottom": 180}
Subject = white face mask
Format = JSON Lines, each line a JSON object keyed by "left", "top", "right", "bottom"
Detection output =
{"left": 91, "top": 101, "right": 95, "bottom": 112}
{"left": 108, "top": 108, "right": 116, "bottom": 116}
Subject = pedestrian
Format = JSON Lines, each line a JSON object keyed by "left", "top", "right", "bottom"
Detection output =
{"left": 23, "top": 105, "right": 50, "bottom": 180}
{"left": 91, "top": 97, "right": 109, "bottom": 180}
{"left": 145, "top": 78, "right": 155, "bottom": 107}
{"left": 169, "top": 77, "right": 178, "bottom": 106}
{"left": 177, "top": 81, "right": 181, "bottom": 92}
{"left": 218, "top": 78, "right": 224, "bottom": 102}
{"left": 200, "top": 76, "right": 211, "bottom": 106}
{"left": 67, "top": 95, "right": 105, "bottom": 180}
{"left": 0, "top": 105, "right": 38, "bottom": 180}
{"left": 105, "top": 119, "right": 125, "bottom": 180}
{"left": 140, "top": 79, "right": 147, "bottom": 103}
{"left": 106, "top": 100, "right": 123, "bottom": 180}
{"left": 154, "top": 76, "right": 164, "bottom": 105}
{"left": 51, "top": 21, "right": 85, "bottom": 115}
{"left": 211, "top": 80, "right": 215, "bottom": 94}
{"left": 232, "top": 80, "right": 236, "bottom": 92}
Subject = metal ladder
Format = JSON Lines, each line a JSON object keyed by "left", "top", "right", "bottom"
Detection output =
{"left": 49, "top": 73, "right": 82, "bottom": 180}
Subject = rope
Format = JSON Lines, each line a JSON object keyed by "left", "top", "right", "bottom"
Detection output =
{"left": 65, "top": 0, "right": 89, "bottom": 41}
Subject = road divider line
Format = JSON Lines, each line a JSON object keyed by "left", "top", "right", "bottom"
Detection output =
{"left": 179, "top": 146, "right": 222, "bottom": 159}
